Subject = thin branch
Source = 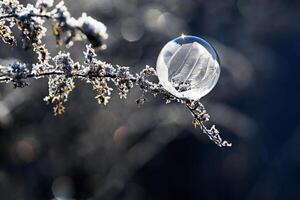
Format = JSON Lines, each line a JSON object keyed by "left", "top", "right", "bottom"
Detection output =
{"left": 0, "top": 14, "right": 18, "bottom": 20}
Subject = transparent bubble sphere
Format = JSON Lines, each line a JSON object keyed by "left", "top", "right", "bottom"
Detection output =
{"left": 156, "top": 35, "right": 220, "bottom": 100}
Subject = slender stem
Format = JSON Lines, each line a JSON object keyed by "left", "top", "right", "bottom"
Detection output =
{"left": 0, "top": 13, "right": 51, "bottom": 21}
{"left": 32, "top": 14, "right": 51, "bottom": 19}
{"left": 0, "top": 70, "right": 137, "bottom": 85}
{"left": 0, "top": 14, "right": 18, "bottom": 20}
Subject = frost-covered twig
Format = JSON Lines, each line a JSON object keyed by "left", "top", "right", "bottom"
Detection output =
{"left": 0, "top": 0, "right": 231, "bottom": 147}
{"left": 0, "top": 0, "right": 107, "bottom": 49}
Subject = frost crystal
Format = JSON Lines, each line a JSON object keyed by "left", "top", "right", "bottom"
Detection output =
{"left": 36, "top": 0, "right": 53, "bottom": 10}
{"left": 78, "top": 13, "right": 108, "bottom": 49}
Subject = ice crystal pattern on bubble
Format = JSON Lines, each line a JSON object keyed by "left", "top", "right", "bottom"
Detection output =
{"left": 156, "top": 35, "right": 220, "bottom": 100}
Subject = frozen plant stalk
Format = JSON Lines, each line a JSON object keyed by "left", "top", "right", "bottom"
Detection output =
{"left": 0, "top": 0, "right": 231, "bottom": 147}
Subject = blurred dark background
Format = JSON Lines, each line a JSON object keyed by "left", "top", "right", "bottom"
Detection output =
{"left": 1, "top": 0, "right": 300, "bottom": 199}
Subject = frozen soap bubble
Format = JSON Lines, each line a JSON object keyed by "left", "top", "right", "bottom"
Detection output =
{"left": 156, "top": 35, "right": 220, "bottom": 100}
